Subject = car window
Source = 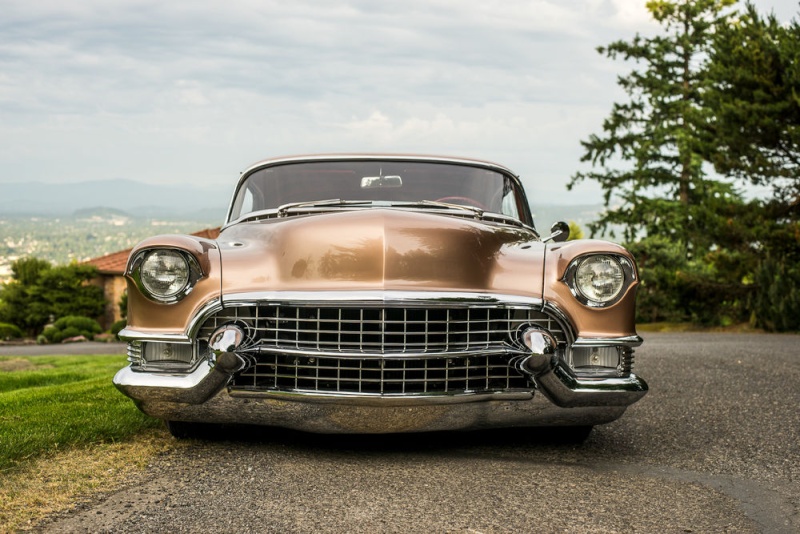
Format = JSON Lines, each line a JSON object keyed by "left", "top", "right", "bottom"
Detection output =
{"left": 230, "top": 161, "right": 529, "bottom": 224}
{"left": 501, "top": 187, "right": 520, "bottom": 219}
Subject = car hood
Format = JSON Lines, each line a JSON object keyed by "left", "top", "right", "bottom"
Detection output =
{"left": 216, "top": 209, "right": 546, "bottom": 298}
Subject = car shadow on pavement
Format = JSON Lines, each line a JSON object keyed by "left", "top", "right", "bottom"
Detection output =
{"left": 168, "top": 422, "right": 595, "bottom": 450}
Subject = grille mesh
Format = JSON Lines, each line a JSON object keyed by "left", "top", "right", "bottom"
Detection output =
{"left": 197, "top": 303, "right": 569, "bottom": 396}
{"left": 198, "top": 305, "right": 567, "bottom": 355}
{"left": 234, "top": 353, "right": 528, "bottom": 395}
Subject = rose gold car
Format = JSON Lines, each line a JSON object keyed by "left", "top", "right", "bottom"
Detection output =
{"left": 114, "top": 154, "right": 647, "bottom": 439}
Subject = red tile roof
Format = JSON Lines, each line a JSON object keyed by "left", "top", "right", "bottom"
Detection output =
{"left": 87, "top": 248, "right": 132, "bottom": 275}
{"left": 85, "top": 228, "right": 221, "bottom": 275}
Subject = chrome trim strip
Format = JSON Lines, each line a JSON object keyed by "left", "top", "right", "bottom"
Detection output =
{"left": 220, "top": 291, "right": 544, "bottom": 308}
{"left": 187, "top": 298, "right": 225, "bottom": 338}
{"left": 573, "top": 335, "right": 643, "bottom": 348}
{"left": 248, "top": 345, "right": 525, "bottom": 360}
{"left": 541, "top": 301, "right": 576, "bottom": 345}
{"left": 230, "top": 389, "right": 533, "bottom": 406}
{"left": 118, "top": 329, "right": 191, "bottom": 343}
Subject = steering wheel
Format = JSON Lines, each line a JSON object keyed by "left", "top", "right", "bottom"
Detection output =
{"left": 434, "top": 196, "right": 488, "bottom": 210}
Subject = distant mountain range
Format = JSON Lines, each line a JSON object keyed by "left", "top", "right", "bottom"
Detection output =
{"left": 0, "top": 178, "right": 606, "bottom": 235}
{"left": 0, "top": 179, "right": 231, "bottom": 218}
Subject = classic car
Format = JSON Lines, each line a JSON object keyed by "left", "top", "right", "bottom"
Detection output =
{"left": 114, "top": 154, "right": 647, "bottom": 439}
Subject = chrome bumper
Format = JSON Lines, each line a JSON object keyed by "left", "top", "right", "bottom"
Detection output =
{"left": 113, "top": 343, "right": 647, "bottom": 433}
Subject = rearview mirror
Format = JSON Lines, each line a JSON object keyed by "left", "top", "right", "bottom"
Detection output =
{"left": 361, "top": 175, "right": 403, "bottom": 189}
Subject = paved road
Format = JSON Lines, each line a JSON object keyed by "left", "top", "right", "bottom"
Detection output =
{"left": 39, "top": 332, "right": 800, "bottom": 533}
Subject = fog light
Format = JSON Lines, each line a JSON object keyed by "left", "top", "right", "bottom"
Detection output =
{"left": 517, "top": 326, "right": 558, "bottom": 375}
{"left": 571, "top": 346, "right": 622, "bottom": 376}
{"left": 142, "top": 342, "right": 194, "bottom": 366}
{"left": 209, "top": 324, "right": 246, "bottom": 355}
{"left": 521, "top": 327, "right": 557, "bottom": 355}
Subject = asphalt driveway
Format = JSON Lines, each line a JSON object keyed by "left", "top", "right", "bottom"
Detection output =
{"left": 35, "top": 332, "right": 800, "bottom": 533}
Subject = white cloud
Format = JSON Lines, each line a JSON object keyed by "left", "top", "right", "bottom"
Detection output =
{"left": 0, "top": 0, "right": 797, "bottom": 204}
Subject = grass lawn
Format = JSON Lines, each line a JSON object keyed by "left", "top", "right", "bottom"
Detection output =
{"left": 0, "top": 354, "right": 161, "bottom": 472}
{"left": 0, "top": 354, "right": 173, "bottom": 531}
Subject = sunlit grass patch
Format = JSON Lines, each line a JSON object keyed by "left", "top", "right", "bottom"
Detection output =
{"left": 0, "top": 354, "right": 161, "bottom": 472}
{"left": 0, "top": 354, "right": 174, "bottom": 532}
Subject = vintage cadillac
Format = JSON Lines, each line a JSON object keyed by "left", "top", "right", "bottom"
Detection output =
{"left": 114, "top": 154, "right": 647, "bottom": 439}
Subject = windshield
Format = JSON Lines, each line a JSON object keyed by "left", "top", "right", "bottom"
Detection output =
{"left": 228, "top": 160, "right": 530, "bottom": 224}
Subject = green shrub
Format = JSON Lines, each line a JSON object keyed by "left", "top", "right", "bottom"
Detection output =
{"left": 0, "top": 258, "right": 105, "bottom": 337}
{"left": 753, "top": 257, "right": 800, "bottom": 332}
{"left": 41, "top": 327, "right": 59, "bottom": 343}
{"left": 58, "top": 327, "right": 83, "bottom": 341}
{"left": 41, "top": 316, "right": 103, "bottom": 343}
{"left": 0, "top": 322, "right": 23, "bottom": 340}
{"left": 110, "top": 319, "right": 127, "bottom": 339}
{"left": 53, "top": 316, "right": 103, "bottom": 333}
{"left": 628, "top": 236, "right": 753, "bottom": 326}
{"left": 627, "top": 236, "right": 687, "bottom": 323}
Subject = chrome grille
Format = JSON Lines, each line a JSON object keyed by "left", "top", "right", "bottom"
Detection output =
{"left": 234, "top": 353, "right": 529, "bottom": 395}
{"left": 197, "top": 303, "right": 570, "bottom": 396}
{"left": 198, "top": 305, "right": 568, "bottom": 355}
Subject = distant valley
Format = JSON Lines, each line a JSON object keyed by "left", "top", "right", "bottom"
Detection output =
{"left": 0, "top": 179, "right": 231, "bottom": 218}
{"left": 0, "top": 179, "right": 607, "bottom": 280}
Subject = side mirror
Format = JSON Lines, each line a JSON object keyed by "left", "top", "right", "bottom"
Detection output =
{"left": 544, "top": 221, "right": 570, "bottom": 243}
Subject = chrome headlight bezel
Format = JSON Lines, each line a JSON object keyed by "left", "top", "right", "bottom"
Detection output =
{"left": 128, "top": 248, "right": 203, "bottom": 304}
{"left": 563, "top": 254, "right": 636, "bottom": 308}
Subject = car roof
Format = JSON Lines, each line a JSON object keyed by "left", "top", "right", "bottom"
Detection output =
{"left": 239, "top": 153, "right": 519, "bottom": 178}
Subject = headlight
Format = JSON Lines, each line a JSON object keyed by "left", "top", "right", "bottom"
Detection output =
{"left": 575, "top": 255, "right": 624, "bottom": 303}
{"left": 140, "top": 250, "right": 190, "bottom": 298}
{"left": 565, "top": 254, "right": 634, "bottom": 307}
{"left": 130, "top": 248, "right": 202, "bottom": 303}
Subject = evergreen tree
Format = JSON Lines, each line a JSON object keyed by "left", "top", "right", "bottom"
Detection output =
{"left": 707, "top": 3, "right": 800, "bottom": 201}
{"left": 568, "top": 0, "right": 738, "bottom": 258}
{"left": 705, "top": 4, "right": 800, "bottom": 331}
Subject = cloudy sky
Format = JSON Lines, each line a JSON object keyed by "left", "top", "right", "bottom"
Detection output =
{"left": 1, "top": 0, "right": 797, "bottom": 204}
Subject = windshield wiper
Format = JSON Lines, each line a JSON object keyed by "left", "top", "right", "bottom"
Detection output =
{"left": 276, "top": 199, "right": 373, "bottom": 217}
{"left": 414, "top": 200, "right": 484, "bottom": 217}
{"left": 237, "top": 199, "right": 525, "bottom": 228}
{"left": 393, "top": 201, "right": 530, "bottom": 228}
